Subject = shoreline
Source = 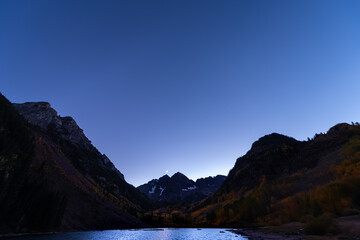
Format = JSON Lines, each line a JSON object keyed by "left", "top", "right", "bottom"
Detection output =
{"left": 0, "top": 232, "right": 58, "bottom": 239}
{"left": 229, "top": 229, "right": 304, "bottom": 240}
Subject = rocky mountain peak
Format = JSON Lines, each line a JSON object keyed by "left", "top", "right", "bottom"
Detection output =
{"left": 13, "top": 102, "right": 59, "bottom": 128}
{"left": 13, "top": 102, "right": 92, "bottom": 150}
{"left": 171, "top": 172, "right": 188, "bottom": 180}
{"left": 158, "top": 175, "right": 171, "bottom": 185}
{"left": 249, "top": 133, "right": 299, "bottom": 154}
{"left": 13, "top": 101, "right": 124, "bottom": 181}
{"left": 137, "top": 173, "right": 226, "bottom": 203}
{"left": 159, "top": 174, "right": 170, "bottom": 180}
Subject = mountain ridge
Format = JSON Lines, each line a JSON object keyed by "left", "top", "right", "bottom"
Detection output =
{"left": 3, "top": 92, "right": 360, "bottom": 236}
{"left": 186, "top": 122, "right": 360, "bottom": 228}
{"left": 138, "top": 172, "right": 226, "bottom": 203}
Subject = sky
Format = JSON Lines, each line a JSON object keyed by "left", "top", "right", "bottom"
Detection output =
{"left": 1, "top": 0, "right": 360, "bottom": 186}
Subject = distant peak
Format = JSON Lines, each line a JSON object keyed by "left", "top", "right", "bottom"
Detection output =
{"left": 171, "top": 172, "right": 190, "bottom": 181}
{"left": 172, "top": 172, "right": 186, "bottom": 177}
{"left": 159, "top": 174, "right": 170, "bottom": 180}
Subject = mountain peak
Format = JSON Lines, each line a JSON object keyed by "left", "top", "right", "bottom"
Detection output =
{"left": 13, "top": 102, "right": 92, "bottom": 149}
{"left": 250, "top": 133, "right": 299, "bottom": 152}
{"left": 159, "top": 174, "right": 170, "bottom": 180}
{"left": 138, "top": 172, "right": 226, "bottom": 203}
{"left": 13, "top": 102, "right": 59, "bottom": 129}
{"left": 171, "top": 172, "right": 187, "bottom": 178}
{"left": 327, "top": 123, "right": 351, "bottom": 134}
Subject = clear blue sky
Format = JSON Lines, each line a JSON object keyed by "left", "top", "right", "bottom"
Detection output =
{"left": 1, "top": 0, "right": 360, "bottom": 186}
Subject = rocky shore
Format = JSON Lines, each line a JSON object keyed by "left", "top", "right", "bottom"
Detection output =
{"left": 229, "top": 229, "right": 304, "bottom": 240}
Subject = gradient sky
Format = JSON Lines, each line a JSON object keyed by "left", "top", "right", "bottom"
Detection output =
{"left": 1, "top": 0, "right": 360, "bottom": 186}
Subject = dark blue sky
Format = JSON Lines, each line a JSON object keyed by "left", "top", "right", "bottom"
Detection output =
{"left": 1, "top": 0, "right": 360, "bottom": 186}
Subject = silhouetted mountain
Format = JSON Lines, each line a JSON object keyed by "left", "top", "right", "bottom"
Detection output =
{"left": 4, "top": 91, "right": 360, "bottom": 235}
{"left": 189, "top": 124, "right": 360, "bottom": 227}
{"left": 0, "top": 94, "right": 149, "bottom": 234}
{"left": 195, "top": 175, "right": 227, "bottom": 196}
{"left": 138, "top": 172, "right": 226, "bottom": 203}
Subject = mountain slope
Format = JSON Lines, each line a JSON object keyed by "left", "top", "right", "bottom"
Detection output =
{"left": 190, "top": 124, "right": 360, "bottom": 226}
{"left": 0, "top": 94, "right": 149, "bottom": 233}
{"left": 138, "top": 172, "right": 226, "bottom": 203}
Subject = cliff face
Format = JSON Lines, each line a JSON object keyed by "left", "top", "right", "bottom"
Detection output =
{"left": 13, "top": 102, "right": 124, "bottom": 180}
{"left": 13, "top": 102, "right": 92, "bottom": 150}
{"left": 0, "top": 94, "right": 149, "bottom": 234}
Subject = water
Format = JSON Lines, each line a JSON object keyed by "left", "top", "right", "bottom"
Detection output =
{"left": 8, "top": 228, "right": 247, "bottom": 240}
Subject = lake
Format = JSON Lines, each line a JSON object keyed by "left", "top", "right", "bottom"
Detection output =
{"left": 6, "top": 228, "right": 247, "bottom": 240}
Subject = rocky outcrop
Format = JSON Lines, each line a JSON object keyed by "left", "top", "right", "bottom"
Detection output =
{"left": 13, "top": 102, "right": 124, "bottom": 181}
{"left": 13, "top": 102, "right": 92, "bottom": 149}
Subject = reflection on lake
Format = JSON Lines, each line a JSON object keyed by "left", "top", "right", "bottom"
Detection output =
{"left": 9, "top": 228, "right": 247, "bottom": 240}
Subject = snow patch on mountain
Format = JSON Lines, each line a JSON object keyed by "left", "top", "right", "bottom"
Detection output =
{"left": 182, "top": 185, "right": 197, "bottom": 191}
{"left": 149, "top": 185, "right": 156, "bottom": 194}
{"left": 159, "top": 187, "right": 165, "bottom": 196}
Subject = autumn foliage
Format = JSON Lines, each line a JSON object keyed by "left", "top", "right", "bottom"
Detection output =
{"left": 189, "top": 124, "right": 360, "bottom": 230}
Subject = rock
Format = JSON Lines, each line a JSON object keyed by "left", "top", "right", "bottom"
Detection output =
{"left": 13, "top": 102, "right": 92, "bottom": 149}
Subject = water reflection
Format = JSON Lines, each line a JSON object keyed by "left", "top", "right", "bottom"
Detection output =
{"left": 10, "top": 228, "right": 247, "bottom": 240}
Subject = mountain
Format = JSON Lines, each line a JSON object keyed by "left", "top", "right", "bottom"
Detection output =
{"left": 195, "top": 175, "right": 228, "bottom": 195}
{"left": 0, "top": 94, "right": 149, "bottom": 234}
{"left": 4, "top": 91, "right": 360, "bottom": 236}
{"left": 189, "top": 124, "right": 360, "bottom": 228}
{"left": 137, "top": 172, "right": 226, "bottom": 203}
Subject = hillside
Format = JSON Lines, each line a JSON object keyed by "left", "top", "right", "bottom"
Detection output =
{"left": 189, "top": 123, "right": 360, "bottom": 230}
{"left": 0, "top": 94, "right": 149, "bottom": 233}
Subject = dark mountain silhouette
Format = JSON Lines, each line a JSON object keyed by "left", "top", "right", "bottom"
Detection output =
{"left": 138, "top": 172, "right": 226, "bottom": 203}
{"left": 2, "top": 92, "right": 360, "bottom": 237}
{"left": 0, "top": 93, "right": 149, "bottom": 234}
{"left": 188, "top": 124, "right": 360, "bottom": 229}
